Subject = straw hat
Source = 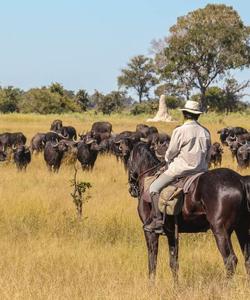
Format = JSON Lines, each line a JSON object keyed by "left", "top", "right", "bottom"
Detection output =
{"left": 180, "top": 100, "right": 203, "bottom": 114}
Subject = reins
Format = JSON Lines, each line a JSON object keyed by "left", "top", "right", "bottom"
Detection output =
{"left": 137, "top": 161, "right": 166, "bottom": 182}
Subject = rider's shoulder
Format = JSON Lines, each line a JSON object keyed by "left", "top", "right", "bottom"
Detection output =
{"left": 197, "top": 122, "right": 211, "bottom": 135}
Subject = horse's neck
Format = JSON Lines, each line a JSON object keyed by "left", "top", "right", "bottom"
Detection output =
{"left": 129, "top": 146, "right": 160, "bottom": 179}
{"left": 137, "top": 161, "right": 160, "bottom": 185}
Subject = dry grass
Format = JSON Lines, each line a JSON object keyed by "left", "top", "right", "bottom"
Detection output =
{"left": 0, "top": 111, "right": 250, "bottom": 299}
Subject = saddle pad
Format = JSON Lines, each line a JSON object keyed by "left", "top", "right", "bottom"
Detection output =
{"left": 144, "top": 176, "right": 156, "bottom": 193}
{"left": 182, "top": 172, "right": 204, "bottom": 193}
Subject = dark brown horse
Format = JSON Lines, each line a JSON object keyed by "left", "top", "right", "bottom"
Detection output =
{"left": 127, "top": 142, "right": 250, "bottom": 279}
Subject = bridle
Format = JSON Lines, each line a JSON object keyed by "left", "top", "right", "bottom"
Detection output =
{"left": 137, "top": 161, "right": 165, "bottom": 182}
{"left": 128, "top": 160, "right": 165, "bottom": 198}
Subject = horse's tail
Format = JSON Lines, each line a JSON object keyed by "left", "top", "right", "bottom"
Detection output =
{"left": 243, "top": 176, "right": 250, "bottom": 212}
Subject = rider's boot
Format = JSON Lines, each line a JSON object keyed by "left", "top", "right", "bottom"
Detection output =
{"left": 144, "top": 192, "right": 164, "bottom": 234}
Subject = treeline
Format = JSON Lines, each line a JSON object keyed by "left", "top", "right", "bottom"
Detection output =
{"left": 1, "top": 80, "right": 249, "bottom": 115}
{"left": 0, "top": 83, "right": 127, "bottom": 115}
{"left": 1, "top": 4, "right": 250, "bottom": 115}
{"left": 0, "top": 82, "right": 188, "bottom": 115}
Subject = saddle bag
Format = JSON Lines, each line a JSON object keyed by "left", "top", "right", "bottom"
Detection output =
{"left": 144, "top": 176, "right": 183, "bottom": 216}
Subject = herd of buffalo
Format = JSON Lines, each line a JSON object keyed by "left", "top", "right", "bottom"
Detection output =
{"left": 0, "top": 120, "right": 250, "bottom": 171}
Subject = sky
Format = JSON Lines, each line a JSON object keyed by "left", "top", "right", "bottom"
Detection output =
{"left": 1, "top": 0, "right": 250, "bottom": 98}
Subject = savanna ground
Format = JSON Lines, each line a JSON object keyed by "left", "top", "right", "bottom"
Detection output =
{"left": 0, "top": 111, "right": 250, "bottom": 300}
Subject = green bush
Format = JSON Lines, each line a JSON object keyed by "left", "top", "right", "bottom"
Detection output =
{"left": 0, "top": 86, "right": 22, "bottom": 113}
{"left": 130, "top": 100, "right": 158, "bottom": 115}
{"left": 165, "top": 96, "right": 185, "bottom": 109}
{"left": 95, "top": 91, "right": 126, "bottom": 115}
{"left": 19, "top": 88, "right": 80, "bottom": 114}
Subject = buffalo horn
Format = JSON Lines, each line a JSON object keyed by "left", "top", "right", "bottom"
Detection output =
{"left": 52, "top": 142, "right": 59, "bottom": 148}
{"left": 86, "top": 138, "right": 94, "bottom": 145}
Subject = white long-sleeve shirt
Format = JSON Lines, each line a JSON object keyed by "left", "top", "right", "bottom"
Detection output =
{"left": 164, "top": 120, "right": 211, "bottom": 177}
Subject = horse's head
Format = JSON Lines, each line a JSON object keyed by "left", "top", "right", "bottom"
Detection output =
{"left": 127, "top": 142, "right": 161, "bottom": 198}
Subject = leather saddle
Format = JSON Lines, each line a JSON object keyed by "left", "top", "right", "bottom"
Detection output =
{"left": 143, "top": 172, "right": 204, "bottom": 216}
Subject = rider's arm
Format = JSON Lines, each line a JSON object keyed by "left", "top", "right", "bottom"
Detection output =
{"left": 164, "top": 128, "right": 182, "bottom": 164}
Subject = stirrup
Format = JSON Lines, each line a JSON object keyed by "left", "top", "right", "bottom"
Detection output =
{"left": 143, "top": 222, "right": 155, "bottom": 233}
{"left": 143, "top": 221, "right": 165, "bottom": 234}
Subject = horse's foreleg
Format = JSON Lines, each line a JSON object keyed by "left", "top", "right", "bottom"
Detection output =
{"left": 235, "top": 221, "right": 250, "bottom": 276}
{"left": 212, "top": 226, "right": 238, "bottom": 278}
{"left": 138, "top": 198, "right": 159, "bottom": 279}
{"left": 166, "top": 232, "right": 179, "bottom": 282}
{"left": 144, "top": 231, "right": 159, "bottom": 280}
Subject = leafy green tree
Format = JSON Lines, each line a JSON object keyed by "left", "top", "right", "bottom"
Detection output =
{"left": 165, "top": 96, "right": 185, "bottom": 109}
{"left": 75, "top": 89, "right": 89, "bottom": 111}
{"left": 118, "top": 55, "right": 158, "bottom": 103}
{"left": 203, "top": 87, "right": 225, "bottom": 112}
{"left": 154, "top": 4, "right": 250, "bottom": 110}
{"left": 0, "top": 86, "right": 22, "bottom": 113}
{"left": 223, "top": 78, "right": 250, "bottom": 113}
{"left": 49, "top": 82, "right": 64, "bottom": 96}
{"left": 96, "top": 91, "right": 125, "bottom": 115}
{"left": 130, "top": 100, "right": 158, "bottom": 115}
{"left": 20, "top": 88, "right": 79, "bottom": 114}
{"left": 191, "top": 78, "right": 250, "bottom": 113}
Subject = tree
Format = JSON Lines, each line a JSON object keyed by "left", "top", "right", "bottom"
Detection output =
{"left": 130, "top": 100, "right": 158, "bottom": 115}
{"left": 96, "top": 91, "right": 125, "bottom": 115}
{"left": 223, "top": 78, "right": 250, "bottom": 113}
{"left": 204, "top": 86, "right": 225, "bottom": 112}
{"left": 118, "top": 55, "right": 158, "bottom": 103}
{"left": 191, "top": 78, "right": 250, "bottom": 113}
{"left": 49, "top": 82, "right": 64, "bottom": 96}
{"left": 0, "top": 86, "right": 22, "bottom": 113}
{"left": 19, "top": 88, "right": 79, "bottom": 114}
{"left": 154, "top": 4, "right": 250, "bottom": 110}
{"left": 75, "top": 89, "right": 89, "bottom": 111}
{"left": 89, "top": 90, "right": 105, "bottom": 108}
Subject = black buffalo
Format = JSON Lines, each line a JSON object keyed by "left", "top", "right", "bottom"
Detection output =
{"left": 226, "top": 133, "right": 250, "bottom": 160}
{"left": 44, "top": 132, "right": 65, "bottom": 144}
{"left": 44, "top": 141, "right": 69, "bottom": 172}
{"left": 217, "top": 127, "right": 248, "bottom": 145}
{"left": 111, "top": 131, "right": 141, "bottom": 157}
{"left": 0, "top": 132, "right": 26, "bottom": 150}
{"left": 50, "top": 119, "right": 63, "bottom": 132}
{"left": 140, "top": 133, "right": 170, "bottom": 161}
{"left": 209, "top": 142, "right": 223, "bottom": 168}
{"left": 0, "top": 147, "right": 7, "bottom": 161}
{"left": 30, "top": 133, "right": 46, "bottom": 153}
{"left": 60, "top": 139, "right": 78, "bottom": 165}
{"left": 136, "top": 124, "right": 158, "bottom": 138}
{"left": 112, "top": 131, "right": 142, "bottom": 168}
{"left": 98, "top": 137, "right": 112, "bottom": 154}
{"left": 236, "top": 143, "right": 250, "bottom": 169}
{"left": 58, "top": 126, "right": 77, "bottom": 140}
{"left": 13, "top": 145, "right": 31, "bottom": 171}
{"left": 77, "top": 137, "right": 100, "bottom": 170}
{"left": 90, "top": 121, "right": 112, "bottom": 140}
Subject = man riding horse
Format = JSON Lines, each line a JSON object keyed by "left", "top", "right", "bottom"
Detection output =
{"left": 144, "top": 100, "right": 212, "bottom": 234}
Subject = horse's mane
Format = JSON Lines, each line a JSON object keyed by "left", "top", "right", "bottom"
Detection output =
{"left": 128, "top": 142, "right": 161, "bottom": 177}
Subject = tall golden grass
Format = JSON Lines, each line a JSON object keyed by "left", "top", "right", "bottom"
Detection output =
{"left": 0, "top": 112, "right": 249, "bottom": 299}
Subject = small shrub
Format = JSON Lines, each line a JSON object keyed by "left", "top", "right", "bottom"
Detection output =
{"left": 70, "top": 166, "right": 91, "bottom": 218}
